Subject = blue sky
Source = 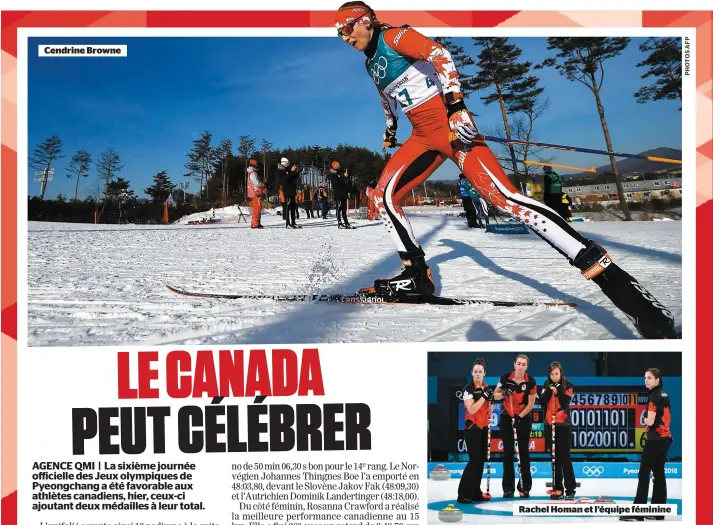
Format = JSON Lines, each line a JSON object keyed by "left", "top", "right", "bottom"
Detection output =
{"left": 28, "top": 36, "right": 682, "bottom": 199}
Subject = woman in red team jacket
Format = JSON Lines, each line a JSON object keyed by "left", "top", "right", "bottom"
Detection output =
{"left": 539, "top": 361, "right": 577, "bottom": 500}
{"left": 457, "top": 358, "right": 495, "bottom": 503}
{"left": 494, "top": 354, "right": 537, "bottom": 498}
{"left": 620, "top": 368, "right": 673, "bottom": 521}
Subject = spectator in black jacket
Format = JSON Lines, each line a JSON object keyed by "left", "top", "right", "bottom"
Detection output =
{"left": 277, "top": 157, "right": 301, "bottom": 229}
{"left": 327, "top": 160, "right": 355, "bottom": 229}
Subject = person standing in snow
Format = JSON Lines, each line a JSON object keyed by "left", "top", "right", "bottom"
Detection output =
{"left": 247, "top": 158, "right": 267, "bottom": 229}
{"left": 457, "top": 173, "right": 478, "bottom": 228}
{"left": 327, "top": 160, "right": 355, "bottom": 229}
{"left": 277, "top": 157, "right": 301, "bottom": 229}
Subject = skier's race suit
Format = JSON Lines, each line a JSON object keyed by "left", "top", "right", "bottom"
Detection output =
{"left": 366, "top": 25, "right": 587, "bottom": 262}
{"left": 351, "top": 20, "right": 676, "bottom": 339}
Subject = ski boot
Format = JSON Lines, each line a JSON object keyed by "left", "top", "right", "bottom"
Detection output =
{"left": 572, "top": 240, "right": 677, "bottom": 339}
{"left": 373, "top": 254, "right": 435, "bottom": 300}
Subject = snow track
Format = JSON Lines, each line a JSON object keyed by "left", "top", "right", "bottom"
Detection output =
{"left": 27, "top": 209, "right": 682, "bottom": 346}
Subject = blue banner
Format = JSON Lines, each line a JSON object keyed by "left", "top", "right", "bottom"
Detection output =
{"left": 486, "top": 223, "right": 530, "bottom": 234}
{"left": 428, "top": 462, "right": 682, "bottom": 479}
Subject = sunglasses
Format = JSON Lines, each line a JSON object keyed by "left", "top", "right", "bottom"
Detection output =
{"left": 337, "top": 13, "right": 366, "bottom": 38}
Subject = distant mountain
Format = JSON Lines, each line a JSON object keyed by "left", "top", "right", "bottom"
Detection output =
{"left": 561, "top": 147, "right": 682, "bottom": 177}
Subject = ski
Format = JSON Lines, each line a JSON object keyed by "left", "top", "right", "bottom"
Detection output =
{"left": 166, "top": 285, "right": 577, "bottom": 307}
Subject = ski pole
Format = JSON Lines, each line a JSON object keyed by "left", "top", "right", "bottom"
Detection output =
{"left": 547, "top": 394, "right": 560, "bottom": 495}
{"left": 483, "top": 135, "right": 682, "bottom": 165}
{"left": 486, "top": 400, "right": 492, "bottom": 496}
{"left": 510, "top": 396, "right": 523, "bottom": 495}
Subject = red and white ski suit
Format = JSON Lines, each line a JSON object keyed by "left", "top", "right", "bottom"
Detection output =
{"left": 369, "top": 27, "right": 589, "bottom": 263}
{"left": 247, "top": 169, "right": 265, "bottom": 228}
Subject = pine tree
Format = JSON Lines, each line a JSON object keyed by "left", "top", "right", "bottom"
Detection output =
{"left": 65, "top": 149, "right": 91, "bottom": 201}
{"left": 144, "top": 170, "right": 176, "bottom": 202}
{"left": 471, "top": 38, "right": 544, "bottom": 184}
{"left": 30, "top": 135, "right": 64, "bottom": 200}
{"left": 95, "top": 148, "right": 124, "bottom": 221}
{"left": 634, "top": 37, "right": 682, "bottom": 110}
{"left": 260, "top": 139, "right": 273, "bottom": 189}
{"left": 537, "top": 37, "right": 632, "bottom": 219}
{"left": 107, "top": 177, "right": 135, "bottom": 200}
{"left": 213, "top": 138, "right": 233, "bottom": 201}
{"left": 184, "top": 131, "right": 214, "bottom": 202}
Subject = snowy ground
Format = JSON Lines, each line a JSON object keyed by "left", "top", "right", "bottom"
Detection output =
{"left": 428, "top": 478, "right": 683, "bottom": 523}
{"left": 26, "top": 207, "right": 682, "bottom": 346}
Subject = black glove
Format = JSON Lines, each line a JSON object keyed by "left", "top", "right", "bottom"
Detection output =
{"left": 472, "top": 388, "right": 484, "bottom": 401}
{"left": 501, "top": 379, "right": 517, "bottom": 396}
{"left": 513, "top": 415, "right": 522, "bottom": 427}
{"left": 383, "top": 122, "right": 398, "bottom": 149}
{"left": 483, "top": 388, "right": 495, "bottom": 402}
{"left": 550, "top": 382, "right": 561, "bottom": 392}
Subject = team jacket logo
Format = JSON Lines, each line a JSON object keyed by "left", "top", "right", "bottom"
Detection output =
{"left": 370, "top": 56, "right": 388, "bottom": 83}
{"left": 393, "top": 28, "right": 408, "bottom": 47}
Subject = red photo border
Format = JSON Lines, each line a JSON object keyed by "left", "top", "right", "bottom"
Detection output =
{"left": 2, "top": 10, "right": 711, "bottom": 524}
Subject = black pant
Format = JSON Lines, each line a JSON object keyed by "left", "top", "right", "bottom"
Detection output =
{"left": 545, "top": 194, "right": 568, "bottom": 220}
{"left": 635, "top": 438, "right": 671, "bottom": 504}
{"left": 284, "top": 196, "right": 297, "bottom": 226}
{"left": 544, "top": 424, "right": 576, "bottom": 492}
{"left": 304, "top": 201, "right": 314, "bottom": 219}
{"left": 462, "top": 196, "right": 479, "bottom": 227}
{"left": 458, "top": 424, "right": 489, "bottom": 499}
{"left": 337, "top": 198, "right": 349, "bottom": 226}
{"left": 500, "top": 412, "right": 533, "bottom": 493}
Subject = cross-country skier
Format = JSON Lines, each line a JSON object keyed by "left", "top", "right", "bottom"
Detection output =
{"left": 457, "top": 358, "right": 495, "bottom": 504}
{"left": 493, "top": 354, "right": 536, "bottom": 498}
{"left": 334, "top": 1, "right": 676, "bottom": 338}
{"left": 247, "top": 158, "right": 267, "bottom": 229}
{"left": 620, "top": 368, "right": 673, "bottom": 521}
{"left": 539, "top": 361, "right": 576, "bottom": 500}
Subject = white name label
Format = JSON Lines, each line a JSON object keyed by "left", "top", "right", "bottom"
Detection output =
{"left": 39, "top": 45, "right": 127, "bottom": 57}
